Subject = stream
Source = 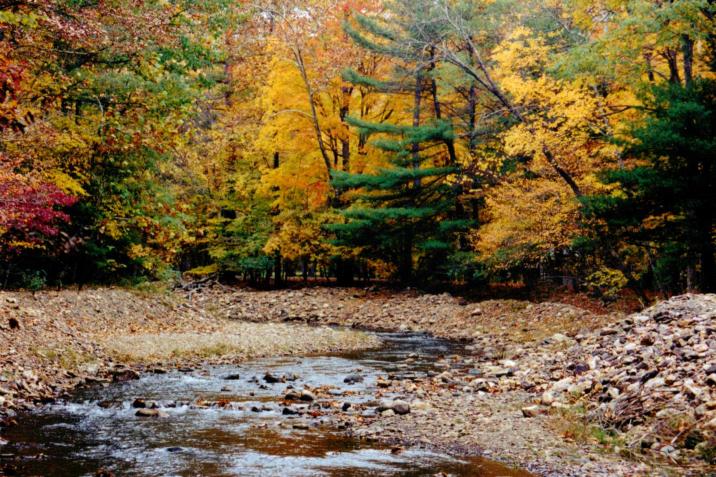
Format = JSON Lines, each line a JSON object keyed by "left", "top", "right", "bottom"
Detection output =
{"left": 0, "top": 332, "right": 531, "bottom": 476}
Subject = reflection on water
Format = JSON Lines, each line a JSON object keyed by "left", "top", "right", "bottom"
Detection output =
{"left": 0, "top": 333, "right": 531, "bottom": 477}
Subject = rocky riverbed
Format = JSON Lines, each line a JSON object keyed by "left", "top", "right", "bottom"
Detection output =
{"left": 0, "top": 288, "right": 378, "bottom": 426}
{"left": 2, "top": 285, "right": 715, "bottom": 476}
{"left": 1, "top": 332, "right": 532, "bottom": 477}
{"left": 190, "top": 286, "right": 716, "bottom": 475}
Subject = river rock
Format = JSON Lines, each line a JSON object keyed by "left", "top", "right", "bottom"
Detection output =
{"left": 376, "top": 399, "right": 410, "bottom": 415}
{"left": 135, "top": 409, "right": 168, "bottom": 418}
{"left": 299, "top": 390, "right": 316, "bottom": 402}
{"left": 376, "top": 377, "right": 391, "bottom": 388}
{"left": 111, "top": 369, "right": 139, "bottom": 383}
{"left": 541, "top": 391, "right": 555, "bottom": 406}
{"left": 263, "top": 372, "right": 282, "bottom": 384}
{"left": 391, "top": 400, "right": 410, "bottom": 415}
{"left": 284, "top": 390, "right": 301, "bottom": 401}
{"left": 344, "top": 374, "right": 364, "bottom": 385}
{"left": 521, "top": 405, "right": 544, "bottom": 418}
{"left": 376, "top": 399, "right": 394, "bottom": 413}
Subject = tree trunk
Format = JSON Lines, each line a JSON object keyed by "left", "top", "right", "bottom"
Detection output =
{"left": 274, "top": 252, "right": 282, "bottom": 288}
{"left": 412, "top": 68, "right": 423, "bottom": 184}
{"left": 468, "top": 83, "right": 478, "bottom": 152}
{"left": 399, "top": 230, "right": 413, "bottom": 283}
{"left": 644, "top": 52, "right": 656, "bottom": 82}
{"left": 293, "top": 46, "right": 333, "bottom": 174}
{"left": 663, "top": 48, "right": 682, "bottom": 85}
{"left": 681, "top": 34, "right": 694, "bottom": 86}
{"left": 335, "top": 258, "right": 355, "bottom": 285}
{"left": 340, "top": 85, "right": 352, "bottom": 172}
{"left": 428, "top": 47, "right": 458, "bottom": 165}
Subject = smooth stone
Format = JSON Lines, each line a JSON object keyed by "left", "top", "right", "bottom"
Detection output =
{"left": 344, "top": 374, "right": 364, "bottom": 385}
{"left": 521, "top": 405, "right": 544, "bottom": 418}
{"left": 391, "top": 400, "right": 410, "bottom": 415}
{"left": 135, "top": 409, "right": 167, "bottom": 418}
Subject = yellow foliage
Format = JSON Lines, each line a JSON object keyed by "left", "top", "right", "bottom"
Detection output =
{"left": 44, "top": 170, "right": 87, "bottom": 196}
{"left": 493, "top": 27, "right": 611, "bottom": 183}
{"left": 585, "top": 267, "right": 629, "bottom": 299}
{"left": 474, "top": 178, "right": 580, "bottom": 268}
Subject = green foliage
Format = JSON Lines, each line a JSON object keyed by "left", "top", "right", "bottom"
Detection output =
{"left": 581, "top": 80, "right": 716, "bottom": 292}
{"left": 330, "top": 2, "right": 471, "bottom": 283}
{"left": 330, "top": 119, "right": 468, "bottom": 282}
{"left": 0, "top": 0, "right": 235, "bottom": 287}
{"left": 208, "top": 197, "right": 275, "bottom": 278}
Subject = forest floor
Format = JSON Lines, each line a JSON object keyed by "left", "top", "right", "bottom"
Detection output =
{"left": 1, "top": 284, "right": 715, "bottom": 476}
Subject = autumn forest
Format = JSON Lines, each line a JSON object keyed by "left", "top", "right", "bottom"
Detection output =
{"left": 1, "top": 0, "right": 715, "bottom": 298}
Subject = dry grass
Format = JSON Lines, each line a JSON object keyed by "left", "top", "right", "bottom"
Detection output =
{"left": 103, "top": 322, "right": 381, "bottom": 363}
{"left": 34, "top": 346, "right": 98, "bottom": 371}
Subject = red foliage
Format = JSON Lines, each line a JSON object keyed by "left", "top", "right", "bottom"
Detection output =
{"left": 0, "top": 165, "right": 77, "bottom": 252}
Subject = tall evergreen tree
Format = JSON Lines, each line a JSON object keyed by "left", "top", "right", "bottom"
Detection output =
{"left": 328, "top": 2, "right": 470, "bottom": 283}
{"left": 581, "top": 80, "right": 716, "bottom": 293}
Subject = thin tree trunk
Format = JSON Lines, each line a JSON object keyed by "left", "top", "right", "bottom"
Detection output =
{"left": 681, "top": 34, "right": 694, "bottom": 86}
{"left": 467, "top": 83, "right": 477, "bottom": 152}
{"left": 339, "top": 85, "right": 352, "bottom": 172}
{"left": 293, "top": 46, "right": 333, "bottom": 174}
{"left": 686, "top": 264, "right": 697, "bottom": 292}
{"left": 429, "top": 46, "right": 458, "bottom": 165}
{"left": 412, "top": 69, "right": 423, "bottom": 188}
{"left": 644, "top": 52, "right": 656, "bottom": 82}
{"left": 663, "top": 48, "right": 682, "bottom": 85}
{"left": 542, "top": 147, "right": 582, "bottom": 196}
{"left": 400, "top": 229, "right": 413, "bottom": 283}
{"left": 274, "top": 252, "right": 282, "bottom": 288}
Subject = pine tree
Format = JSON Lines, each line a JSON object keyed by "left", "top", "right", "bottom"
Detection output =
{"left": 581, "top": 80, "right": 716, "bottom": 293}
{"left": 329, "top": 2, "right": 470, "bottom": 283}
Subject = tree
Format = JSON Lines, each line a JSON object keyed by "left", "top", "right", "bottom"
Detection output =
{"left": 330, "top": 2, "right": 470, "bottom": 283}
{"left": 581, "top": 80, "right": 716, "bottom": 293}
{"left": 0, "top": 0, "right": 240, "bottom": 285}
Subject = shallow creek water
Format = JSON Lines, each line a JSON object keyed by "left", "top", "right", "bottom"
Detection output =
{"left": 1, "top": 333, "right": 531, "bottom": 476}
